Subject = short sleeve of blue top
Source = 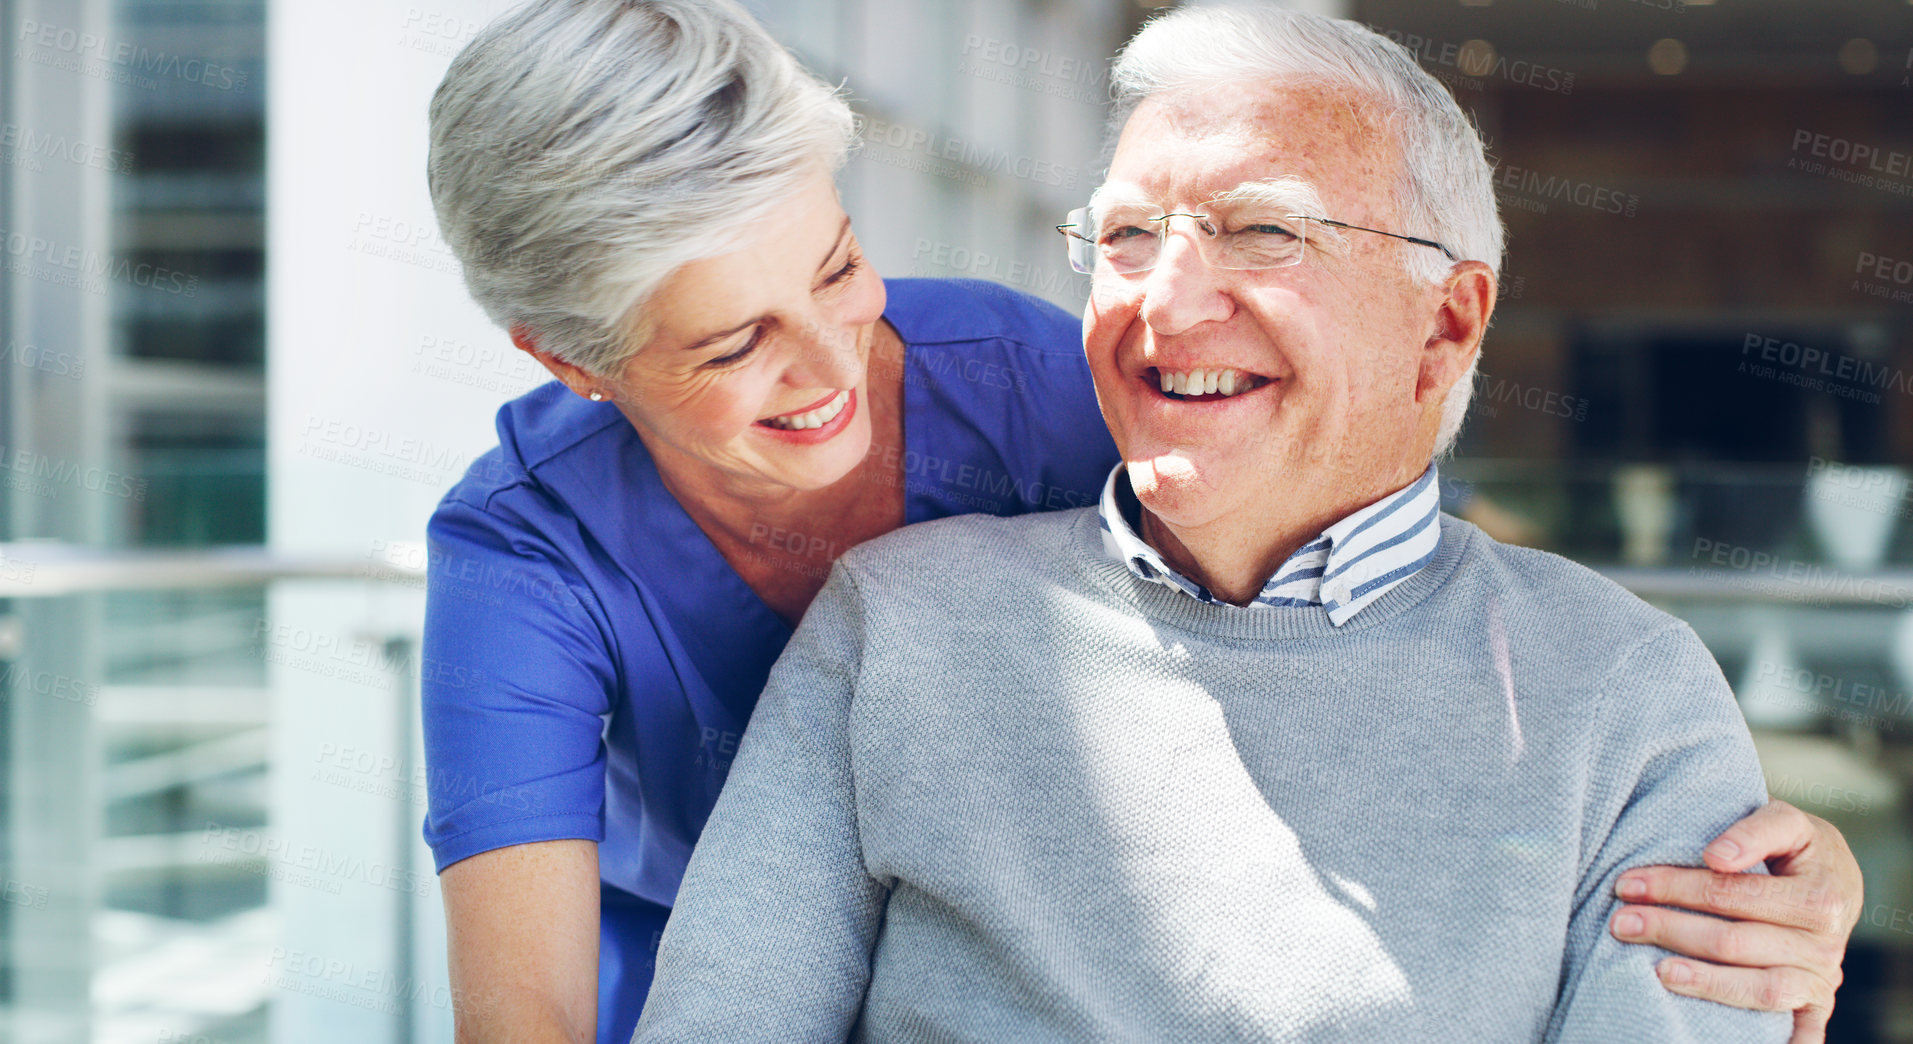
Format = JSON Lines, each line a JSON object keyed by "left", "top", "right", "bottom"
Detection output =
{"left": 420, "top": 279, "right": 1118, "bottom": 1044}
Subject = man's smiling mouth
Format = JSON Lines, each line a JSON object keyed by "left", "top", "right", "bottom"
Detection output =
{"left": 1147, "top": 367, "right": 1275, "bottom": 402}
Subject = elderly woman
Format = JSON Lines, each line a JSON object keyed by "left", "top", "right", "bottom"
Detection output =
{"left": 420, "top": 2, "right": 1861, "bottom": 1043}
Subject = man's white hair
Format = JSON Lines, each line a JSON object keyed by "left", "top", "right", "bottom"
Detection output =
{"left": 428, "top": 0, "right": 856, "bottom": 376}
{"left": 1107, "top": 1, "right": 1505, "bottom": 456}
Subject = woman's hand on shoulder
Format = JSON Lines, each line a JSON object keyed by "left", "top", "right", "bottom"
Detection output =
{"left": 1607, "top": 800, "right": 1860, "bottom": 1044}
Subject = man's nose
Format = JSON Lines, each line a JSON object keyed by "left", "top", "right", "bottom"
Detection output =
{"left": 1137, "top": 226, "right": 1233, "bottom": 336}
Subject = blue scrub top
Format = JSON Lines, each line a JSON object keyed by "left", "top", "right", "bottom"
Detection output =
{"left": 420, "top": 278, "right": 1118, "bottom": 1044}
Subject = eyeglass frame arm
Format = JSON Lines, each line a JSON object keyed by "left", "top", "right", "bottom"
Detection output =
{"left": 1054, "top": 213, "right": 1459, "bottom": 264}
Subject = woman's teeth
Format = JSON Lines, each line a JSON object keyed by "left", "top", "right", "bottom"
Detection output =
{"left": 761, "top": 389, "right": 850, "bottom": 430}
{"left": 1157, "top": 368, "right": 1253, "bottom": 398}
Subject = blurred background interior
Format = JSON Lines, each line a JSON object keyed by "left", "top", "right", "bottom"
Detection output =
{"left": 1, "top": 0, "right": 1910, "bottom": 1040}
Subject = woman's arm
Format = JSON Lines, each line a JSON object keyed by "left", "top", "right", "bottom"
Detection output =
{"left": 442, "top": 839, "right": 601, "bottom": 1044}
{"left": 1608, "top": 801, "right": 1861, "bottom": 1044}
{"left": 422, "top": 492, "right": 622, "bottom": 1039}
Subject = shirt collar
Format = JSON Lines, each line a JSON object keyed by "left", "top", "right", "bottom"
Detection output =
{"left": 1096, "top": 462, "right": 1442, "bottom": 626}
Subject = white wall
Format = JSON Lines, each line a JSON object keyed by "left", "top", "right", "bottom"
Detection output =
{"left": 267, "top": 1, "right": 522, "bottom": 1040}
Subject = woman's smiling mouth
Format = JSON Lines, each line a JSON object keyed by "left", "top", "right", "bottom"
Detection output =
{"left": 758, "top": 389, "right": 851, "bottom": 430}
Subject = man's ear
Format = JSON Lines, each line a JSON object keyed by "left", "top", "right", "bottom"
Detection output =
{"left": 511, "top": 323, "right": 602, "bottom": 401}
{"left": 1416, "top": 260, "right": 1496, "bottom": 406}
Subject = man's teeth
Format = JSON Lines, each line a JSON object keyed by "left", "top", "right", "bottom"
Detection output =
{"left": 761, "top": 389, "right": 850, "bottom": 430}
{"left": 1158, "top": 368, "right": 1249, "bottom": 398}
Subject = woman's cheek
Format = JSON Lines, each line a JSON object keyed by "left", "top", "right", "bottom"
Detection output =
{"left": 713, "top": 371, "right": 783, "bottom": 431}
{"left": 636, "top": 371, "right": 749, "bottom": 438}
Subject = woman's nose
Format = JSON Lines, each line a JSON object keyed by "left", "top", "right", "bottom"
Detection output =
{"left": 784, "top": 310, "right": 866, "bottom": 389}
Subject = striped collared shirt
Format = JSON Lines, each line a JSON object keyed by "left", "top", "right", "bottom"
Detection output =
{"left": 1097, "top": 463, "right": 1442, "bottom": 626}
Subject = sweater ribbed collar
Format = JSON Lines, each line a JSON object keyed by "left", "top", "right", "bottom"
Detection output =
{"left": 1068, "top": 506, "right": 1475, "bottom": 641}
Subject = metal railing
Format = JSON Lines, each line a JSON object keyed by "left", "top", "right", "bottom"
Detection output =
{"left": 1, "top": 543, "right": 427, "bottom": 1044}
{"left": 0, "top": 543, "right": 423, "bottom": 597}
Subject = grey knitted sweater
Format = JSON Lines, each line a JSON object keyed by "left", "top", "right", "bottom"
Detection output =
{"left": 633, "top": 509, "right": 1789, "bottom": 1044}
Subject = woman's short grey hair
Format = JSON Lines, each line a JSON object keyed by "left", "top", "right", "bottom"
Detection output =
{"left": 1106, "top": 2, "right": 1505, "bottom": 456}
{"left": 428, "top": 0, "right": 856, "bottom": 376}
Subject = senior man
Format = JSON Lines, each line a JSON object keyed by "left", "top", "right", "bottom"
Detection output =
{"left": 635, "top": 7, "right": 1848, "bottom": 1042}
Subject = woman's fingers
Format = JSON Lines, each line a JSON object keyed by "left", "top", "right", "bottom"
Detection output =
{"left": 1614, "top": 800, "right": 1862, "bottom": 1044}
{"left": 1786, "top": 1006, "right": 1833, "bottom": 1044}
{"left": 1653, "top": 959, "right": 1833, "bottom": 1044}
{"left": 1614, "top": 863, "right": 1849, "bottom": 935}
{"left": 1609, "top": 904, "right": 1837, "bottom": 973}
{"left": 1697, "top": 799, "right": 1817, "bottom": 874}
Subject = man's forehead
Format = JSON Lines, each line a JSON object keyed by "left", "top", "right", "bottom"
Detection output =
{"left": 1108, "top": 84, "right": 1397, "bottom": 215}
{"left": 1133, "top": 79, "right": 1384, "bottom": 139}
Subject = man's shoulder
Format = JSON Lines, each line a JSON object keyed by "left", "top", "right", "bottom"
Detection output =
{"left": 1447, "top": 518, "right": 1690, "bottom": 657}
{"left": 838, "top": 507, "right": 1088, "bottom": 594}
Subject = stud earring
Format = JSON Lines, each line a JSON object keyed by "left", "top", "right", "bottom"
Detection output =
{"left": 589, "top": 391, "right": 605, "bottom": 402}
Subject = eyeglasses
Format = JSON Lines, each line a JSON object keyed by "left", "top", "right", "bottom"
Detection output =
{"left": 1055, "top": 204, "right": 1457, "bottom": 277}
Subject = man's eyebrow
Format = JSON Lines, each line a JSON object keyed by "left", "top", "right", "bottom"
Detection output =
{"left": 677, "top": 218, "right": 854, "bottom": 353}
{"left": 1087, "top": 183, "right": 1153, "bottom": 212}
{"left": 1086, "top": 179, "right": 1331, "bottom": 216}
{"left": 1210, "top": 177, "right": 1347, "bottom": 249}
{"left": 1207, "top": 177, "right": 1327, "bottom": 213}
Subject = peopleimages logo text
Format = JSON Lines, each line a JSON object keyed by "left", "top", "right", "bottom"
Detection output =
{"left": 854, "top": 116, "right": 1078, "bottom": 190}
{"left": 1791, "top": 130, "right": 1912, "bottom": 180}
{"left": 1741, "top": 333, "right": 1911, "bottom": 398}
{"left": 16, "top": 19, "right": 248, "bottom": 91}
{"left": 0, "top": 123, "right": 134, "bottom": 174}
{"left": 0, "top": 225, "right": 198, "bottom": 296}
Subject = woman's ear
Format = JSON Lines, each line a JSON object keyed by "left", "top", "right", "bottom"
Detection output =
{"left": 511, "top": 324, "right": 604, "bottom": 401}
